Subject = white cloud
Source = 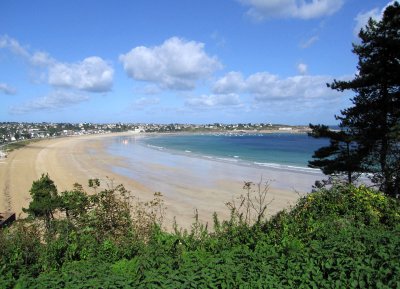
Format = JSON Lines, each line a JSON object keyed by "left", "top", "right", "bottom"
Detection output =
{"left": 48, "top": 57, "right": 114, "bottom": 92}
{"left": 0, "top": 35, "right": 30, "bottom": 58}
{"left": 297, "top": 63, "right": 308, "bottom": 75}
{"left": 0, "top": 35, "right": 113, "bottom": 92}
{"left": 213, "top": 72, "right": 246, "bottom": 94}
{"left": 30, "top": 51, "right": 55, "bottom": 66}
{"left": 211, "top": 31, "right": 227, "bottom": 47}
{"left": 10, "top": 90, "right": 89, "bottom": 114}
{"left": 300, "top": 35, "right": 319, "bottom": 48}
{"left": 353, "top": 1, "right": 395, "bottom": 36}
{"left": 185, "top": 94, "right": 242, "bottom": 108}
{"left": 250, "top": 74, "right": 338, "bottom": 102}
{"left": 354, "top": 8, "right": 380, "bottom": 36}
{"left": 239, "top": 0, "right": 344, "bottom": 20}
{"left": 140, "top": 85, "right": 162, "bottom": 95}
{"left": 134, "top": 97, "right": 160, "bottom": 107}
{"left": 213, "top": 71, "right": 342, "bottom": 103}
{"left": 0, "top": 83, "right": 17, "bottom": 95}
{"left": 120, "top": 37, "right": 222, "bottom": 90}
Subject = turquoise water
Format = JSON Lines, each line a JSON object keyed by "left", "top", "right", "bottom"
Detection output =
{"left": 142, "top": 133, "right": 328, "bottom": 172}
{"left": 104, "top": 133, "right": 327, "bottom": 194}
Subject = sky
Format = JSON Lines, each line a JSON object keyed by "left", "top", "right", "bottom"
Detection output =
{"left": 0, "top": 0, "right": 395, "bottom": 125}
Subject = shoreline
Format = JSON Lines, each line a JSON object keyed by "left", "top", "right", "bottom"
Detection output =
{"left": 137, "top": 132, "right": 323, "bottom": 178}
{"left": 139, "top": 134, "right": 322, "bottom": 176}
{"left": 0, "top": 132, "right": 322, "bottom": 229}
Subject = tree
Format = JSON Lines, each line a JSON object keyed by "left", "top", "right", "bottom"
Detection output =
{"left": 23, "top": 174, "right": 60, "bottom": 228}
{"left": 310, "top": 2, "right": 400, "bottom": 197}
{"left": 308, "top": 124, "right": 363, "bottom": 185}
{"left": 59, "top": 183, "right": 89, "bottom": 221}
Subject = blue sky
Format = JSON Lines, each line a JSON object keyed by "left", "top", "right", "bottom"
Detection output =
{"left": 0, "top": 0, "right": 395, "bottom": 124}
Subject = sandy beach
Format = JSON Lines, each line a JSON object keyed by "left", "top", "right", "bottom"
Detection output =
{"left": 0, "top": 133, "right": 323, "bottom": 229}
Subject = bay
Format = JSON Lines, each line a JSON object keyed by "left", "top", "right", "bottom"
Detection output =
{"left": 104, "top": 133, "right": 327, "bottom": 201}
{"left": 142, "top": 133, "right": 329, "bottom": 171}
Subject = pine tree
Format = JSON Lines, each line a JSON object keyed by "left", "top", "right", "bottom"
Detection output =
{"left": 310, "top": 2, "right": 400, "bottom": 197}
{"left": 308, "top": 124, "right": 362, "bottom": 185}
{"left": 23, "top": 174, "right": 60, "bottom": 228}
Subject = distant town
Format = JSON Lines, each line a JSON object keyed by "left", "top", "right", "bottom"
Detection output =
{"left": 0, "top": 122, "right": 311, "bottom": 146}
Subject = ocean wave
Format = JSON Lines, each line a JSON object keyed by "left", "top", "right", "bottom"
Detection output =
{"left": 254, "top": 162, "right": 321, "bottom": 174}
{"left": 217, "top": 157, "right": 239, "bottom": 162}
{"left": 147, "top": 144, "right": 164, "bottom": 150}
{"left": 140, "top": 134, "right": 326, "bottom": 175}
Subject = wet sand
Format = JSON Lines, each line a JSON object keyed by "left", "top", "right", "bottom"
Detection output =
{"left": 0, "top": 133, "right": 323, "bottom": 229}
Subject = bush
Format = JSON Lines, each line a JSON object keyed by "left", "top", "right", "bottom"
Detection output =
{"left": 1, "top": 182, "right": 399, "bottom": 288}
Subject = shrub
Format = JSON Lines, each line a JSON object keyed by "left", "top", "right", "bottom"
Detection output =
{"left": 2, "top": 181, "right": 399, "bottom": 288}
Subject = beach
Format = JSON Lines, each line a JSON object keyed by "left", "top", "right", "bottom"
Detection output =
{"left": 0, "top": 133, "right": 323, "bottom": 229}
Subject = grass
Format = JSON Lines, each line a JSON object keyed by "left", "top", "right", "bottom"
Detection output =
{"left": 1, "top": 138, "right": 45, "bottom": 153}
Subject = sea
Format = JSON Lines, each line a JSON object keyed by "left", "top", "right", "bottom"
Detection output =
{"left": 104, "top": 132, "right": 328, "bottom": 195}
{"left": 140, "top": 133, "right": 328, "bottom": 173}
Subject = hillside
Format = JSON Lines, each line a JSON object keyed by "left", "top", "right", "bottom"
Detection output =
{"left": 1, "top": 180, "right": 399, "bottom": 288}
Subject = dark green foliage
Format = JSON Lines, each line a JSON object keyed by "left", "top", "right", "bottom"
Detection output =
{"left": 22, "top": 173, "right": 60, "bottom": 228}
{"left": 310, "top": 2, "right": 400, "bottom": 196}
{"left": 1, "top": 182, "right": 399, "bottom": 288}
{"left": 0, "top": 221, "right": 43, "bottom": 288}
{"left": 58, "top": 184, "right": 89, "bottom": 221}
{"left": 308, "top": 124, "right": 362, "bottom": 184}
{"left": 15, "top": 261, "right": 136, "bottom": 289}
{"left": 332, "top": 1, "right": 400, "bottom": 197}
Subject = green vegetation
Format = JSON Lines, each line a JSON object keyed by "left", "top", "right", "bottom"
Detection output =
{"left": 1, "top": 139, "right": 42, "bottom": 153}
{"left": 22, "top": 174, "right": 59, "bottom": 229}
{"left": 309, "top": 2, "right": 400, "bottom": 197}
{"left": 1, "top": 3, "right": 399, "bottom": 288}
{"left": 308, "top": 124, "right": 361, "bottom": 185}
{"left": 1, "top": 177, "right": 399, "bottom": 288}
